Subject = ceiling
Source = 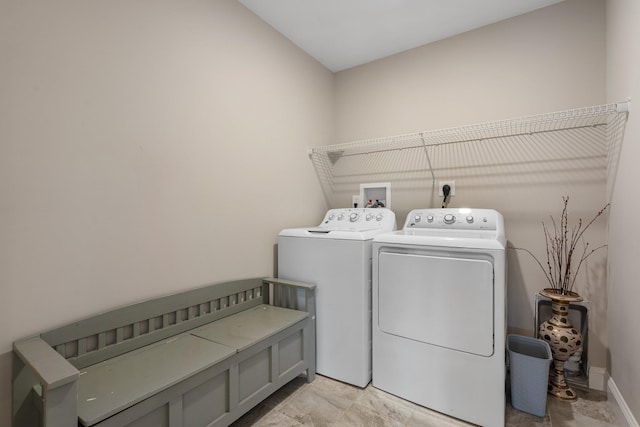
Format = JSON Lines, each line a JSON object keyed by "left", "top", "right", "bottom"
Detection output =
{"left": 239, "top": 0, "right": 564, "bottom": 72}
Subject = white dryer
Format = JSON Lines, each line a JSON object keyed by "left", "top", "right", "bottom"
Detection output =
{"left": 278, "top": 208, "right": 396, "bottom": 387}
{"left": 372, "top": 208, "right": 506, "bottom": 427}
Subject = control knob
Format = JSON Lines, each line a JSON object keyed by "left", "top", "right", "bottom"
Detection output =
{"left": 376, "top": 214, "right": 384, "bottom": 221}
{"left": 349, "top": 212, "right": 359, "bottom": 222}
{"left": 443, "top": 214, "right": 456, "bottom": 224}
{"left": 414, "top": 215, "right": 422, "bottom": 223}
{"left": 366, "top": 214, "right": 373, "bottom": 221}
{"left": 466, "top": 215, "right": 474, "bottom": 224}
{"left": 426, "top": 215, "right": 434, "bottom": 223}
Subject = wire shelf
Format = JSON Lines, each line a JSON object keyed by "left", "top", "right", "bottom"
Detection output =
{"left": 310, "top": 102, "right": 629, "bottom": 207}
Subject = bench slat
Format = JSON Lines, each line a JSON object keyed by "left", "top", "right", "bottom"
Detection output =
{"left": 41, "top": 278, "right": 264, "bottom": 346}
{"left": 39, "top": 280, "right": 263, "bottom": 369}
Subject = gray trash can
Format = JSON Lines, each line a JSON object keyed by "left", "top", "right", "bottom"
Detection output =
{"left": 507, "top": 334, "right": 552, "bottom": 417}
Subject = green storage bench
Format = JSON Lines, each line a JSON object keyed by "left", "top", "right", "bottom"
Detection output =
{"left": 13, "top": 277, "right": 316, "bottom": 427}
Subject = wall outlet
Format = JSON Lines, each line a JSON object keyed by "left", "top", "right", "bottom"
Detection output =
{"left": 352, "top": 195, "right": 360, "bottom": 207}
{"left": 438, "top": 181, "right": 456, "bottom": 197}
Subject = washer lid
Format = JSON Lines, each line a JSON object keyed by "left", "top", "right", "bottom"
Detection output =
{"left": 279, "top": 227, "right": 389, "bottom": 241}
{"left": 279, "top": 208, "right": 396, "bottom": 240}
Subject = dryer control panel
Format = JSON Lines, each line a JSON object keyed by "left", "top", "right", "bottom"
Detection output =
{"left": 320, "top": 208, "right": 396, "bottom": 231}
{"left": 404, "top": 208, "right": 500, "bottom": 231}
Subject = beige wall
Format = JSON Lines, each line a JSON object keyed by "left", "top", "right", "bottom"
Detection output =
{"left": 335, "top": 0, "right": 606, "bottom": 142}
{"left": 0, "top": 0, "right": 332, "bottom": 423}
{"left": 335, "top": 0, "right": 610, "bottom": 369}
{"left": 606, "top": 0, "right": 640, "bottom": 422}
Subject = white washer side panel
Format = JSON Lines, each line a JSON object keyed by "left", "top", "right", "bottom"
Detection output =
{"left": 378, "top": 252, "right": 494, "bottom": 356}
{"left": 278, "top": 236, "right": 371, "bottom": 387}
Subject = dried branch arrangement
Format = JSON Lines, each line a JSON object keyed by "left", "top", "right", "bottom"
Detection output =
{"left": 513, "top": 196, "right": 609, "bottom": 295}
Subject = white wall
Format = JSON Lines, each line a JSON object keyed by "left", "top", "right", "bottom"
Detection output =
{"left": 335, "top": 0, "right": 610, "bottom": 368}
{"left": 606, "top": 0, "right": 640, "bottom": 422}
{"left": 0, "top": 0, "right": 332, "bottom": 423}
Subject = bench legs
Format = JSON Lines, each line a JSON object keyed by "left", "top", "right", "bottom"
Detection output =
{"left": 42, "top": 381, "right": 78, "bottom": 427}
{"left": 13, "top": 340, "right": 79, "bottom": 427}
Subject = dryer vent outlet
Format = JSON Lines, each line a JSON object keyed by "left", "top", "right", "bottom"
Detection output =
{"left": 438, "top": 181, "right": 456, "bottom": 197}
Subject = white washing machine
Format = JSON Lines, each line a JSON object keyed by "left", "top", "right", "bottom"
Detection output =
{"left": 278, "top": 208, "right": 396, "bottom": 387}
{"left": 372, "top": 208, "right": 506, "bottom": 427}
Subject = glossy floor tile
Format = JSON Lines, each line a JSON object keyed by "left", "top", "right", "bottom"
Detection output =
{"left": 231, "top": 374, "right": 620, "bottom": 427}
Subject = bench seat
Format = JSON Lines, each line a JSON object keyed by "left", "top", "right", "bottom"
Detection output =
{"left": 78, "top": 334, "right": 236, "bottom": 426}
{"left": 78, "top": 304, "right": 309, "bottom": 426}
{"left": 191, "top": 304, "right": 309, "bottom": 351}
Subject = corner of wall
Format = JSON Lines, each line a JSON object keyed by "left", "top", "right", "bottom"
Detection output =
{"left": 608, "top": 377, "right": 640, "bottom": 427}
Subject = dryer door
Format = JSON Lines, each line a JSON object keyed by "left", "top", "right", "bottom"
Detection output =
{"left": 378, "top": 251, "right": 494, "bottom": 356}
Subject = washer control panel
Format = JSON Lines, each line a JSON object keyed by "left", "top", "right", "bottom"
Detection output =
{"left": 405, "top": 208, "right": 498, "bottom": 230}
{"left": 321, "top": 208, "right": 396, "bottom": 231}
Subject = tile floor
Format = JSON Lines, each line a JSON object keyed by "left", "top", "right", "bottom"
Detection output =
{"left": 231, "top": 374, "right": 620, "bottom": 427}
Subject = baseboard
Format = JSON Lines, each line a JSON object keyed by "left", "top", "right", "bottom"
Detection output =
{"left": 589, "top": 366, "right": 608, "bottom": 391}
{"left": 608, "top": 377, "right": 639, "bottom": 427}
